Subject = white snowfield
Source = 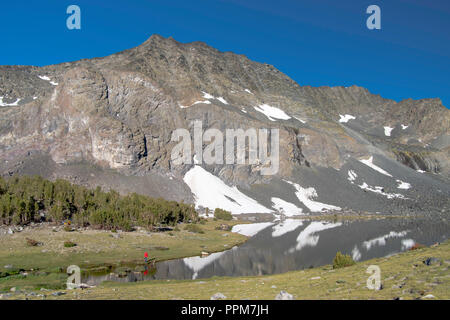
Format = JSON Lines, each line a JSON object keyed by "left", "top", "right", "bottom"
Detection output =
{"left": 401, "top": 124, "right": 409, "bottom": 130}
{"left": 38, "top": 75, "right": 50, "bottom": 81}
{"left": 338, "top": 114, "right": 356, "bottom": 123}
{"left": 271, "top": 219, "right": 304, "bottom": 237}
{"left": 179, "top": 100, "right": 211, "bottom": 108}
{"left": 294, "top": 116, "right": 306, "bottom": 124}
{"left": 359, "top": 156, "right": 393, "bottom": 177}
{"left": 396, "top": 180, "right": 411, "bottom": 190}
{"left": 193, "top": 100, "right": 212, "bottom": 105}
{"left": 0, "top": 97, "right": 21, "bottom": 107}
{"left": 253, "top": 104, "right": 291, "bottom": 121}
{"left": 362, "top": 230, "right": 409, "bottom": 250}
{"left": 359, "top": 182, "right": 406, "bottom": 199}
{"left": 285, "top": 180, "right": 341, "bottom": 212}
{"left": 201, "top": 91, "right": 228, "bottom": 104}
{"left": 347, "top": 170, "right": 357, "bottom": 182}
{"left": 384, "top": 126, "right": 394, "bottom": 136}
{"left": 38, "top": 75, "right": 58, "bottom": 86}
{"left": 347, "top": 168, "right": 407, "bottom": 198}
{"left": 216, "top": 97, "right": 228, "bottom": 104}
{"left": 202, "top": 91, "right": 215, "bottom": 99}
{"left": 183, "top": 165, "right": 272, "bottom": 214}
{"left": 231, "top": 222, "right": 274, "bottom": 237}
{"left": 288, "top": 221, "right": 342, "bottom": 252}
{"left": 271, "top": 197, "right": 304, "bottom": 216}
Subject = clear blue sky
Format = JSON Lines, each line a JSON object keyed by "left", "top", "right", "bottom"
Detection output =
{"left": 1, "top": 0, "right": 449, "bottom": 107}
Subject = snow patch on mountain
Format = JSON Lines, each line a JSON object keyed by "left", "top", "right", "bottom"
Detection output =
{"left": 359, "top": 182, "right": 406, "bottom": 199}
{"left": 384, "top": 126, "right": 394, "bottom": 136}
{"left": 347, "top": 170, "right": 357, "bottom": 182}
{"left": 271, "top": 198, "right": 304, "bottom": 216}
{"left": 339, "top": 114, "right": 356, "bottom": 123}
{"left": 285, "top": 180, "right": 341, "bottom": 212}
{"left": 0, "top": 97, "right": 21, "bottom": 106}
{"left": 179, "top": 100, "right": 212, "bottom": 108}
{"left": 183, "top": 165, "right": 273, "bottom": 214}
{"left": 200, "top": 91, "right": 228, "bottom": 104}
{"left": 254, "top": 104, "right": 291, "bottom": 121}
{"left": 396, "top": 180, "right": 411, "bottom": 189}
{"left": 359, "top": 156, "right": 393, "bottom": 177}
{"left": 294, "top": 116, "right": 306, "bottom": 124}
{"left": 217, "top": 97, "right": 228, "bottom": 104}
{"left": 193, "top": 100, "right": 211, "bottom": 105}
{"left": 201, "top": 91, "right": 215, "bottom": 99}
{"left": 38, "top": 75, "right": 58, "bottom": 86}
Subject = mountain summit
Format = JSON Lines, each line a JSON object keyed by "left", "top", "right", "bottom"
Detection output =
{"left": 0, "top": 35, "right": 449, "bottom": 216}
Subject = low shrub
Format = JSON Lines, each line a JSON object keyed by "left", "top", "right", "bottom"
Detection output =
{"left": 26, "top": 238, "right": 42, "bottom": 247}
{"left": 332, "top": 251, "right": 356, "bottom": 269}
{"left": 184, "top": 224, "right": 204, "bottom": 234}
{"left": 410, "top": 243, "right": 425, "bottom": 250}
{"left": 63, "top": 241, "right": 76, "bottom": 248}
{"left": 214, "top": 208, "right": 232, "bottom": 221}
{"left": 215, "top": 224, "right": 232, "bottom": 231}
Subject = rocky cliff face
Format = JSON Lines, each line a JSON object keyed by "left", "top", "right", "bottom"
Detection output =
{"left": 1, "top": 34, "right": 449, "bottom": 216}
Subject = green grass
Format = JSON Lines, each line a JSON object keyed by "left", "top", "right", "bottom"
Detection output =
{"left": 18, "top": 240, "right": 449, "bottom": 300}
{"left": 0, "top": 219, "right": 248, "bottom": 292}
{"left": 184, "top": 224, "right": 204, "bottom": 234}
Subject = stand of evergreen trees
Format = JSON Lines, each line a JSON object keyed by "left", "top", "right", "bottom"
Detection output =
{"left": 0, "top": 175, "right": 197, "bottom": 231}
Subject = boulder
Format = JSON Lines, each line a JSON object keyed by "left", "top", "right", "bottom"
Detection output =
{"left": 210, "top": 292, "right": 227, "bottom": 300}
{"left": 275, "top": 290, "right": 294, "bottom": 300}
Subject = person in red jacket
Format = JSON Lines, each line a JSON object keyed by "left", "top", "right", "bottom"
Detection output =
{"left": 144, "top": 252, "right": 149, "bottom": 263}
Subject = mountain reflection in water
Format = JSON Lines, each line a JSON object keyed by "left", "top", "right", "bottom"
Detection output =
{"left": 83, "top": 217, "right": 449, "bottom": 285}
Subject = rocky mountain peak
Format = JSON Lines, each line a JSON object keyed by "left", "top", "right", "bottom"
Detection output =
{"left": 0, "top": 36, "right": 449, "bottom": 216}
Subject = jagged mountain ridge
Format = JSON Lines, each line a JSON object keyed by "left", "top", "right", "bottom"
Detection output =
{"left": 0, "top": 34, "right": 449, "bottom": 216}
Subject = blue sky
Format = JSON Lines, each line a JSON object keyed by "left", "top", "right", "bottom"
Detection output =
{"left": 1, "top": 0, "right": 449, "bottom": 107}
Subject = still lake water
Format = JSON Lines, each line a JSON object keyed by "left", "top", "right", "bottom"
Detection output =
{"left": 83, "top": 217, "right": 449, "bottom": 285}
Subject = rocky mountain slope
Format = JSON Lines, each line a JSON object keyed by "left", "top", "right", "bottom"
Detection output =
{"left": 1, "top": 34, "right": 449, "bottom": 217}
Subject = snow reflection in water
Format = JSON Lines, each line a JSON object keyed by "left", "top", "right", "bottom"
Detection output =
{"left": 83, "top": 217, "right": 449, "bottom": 285}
